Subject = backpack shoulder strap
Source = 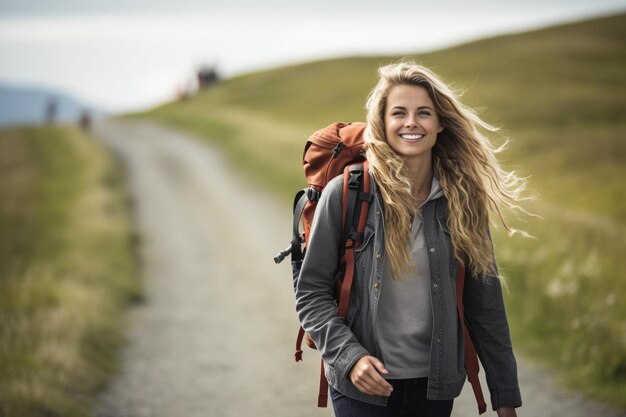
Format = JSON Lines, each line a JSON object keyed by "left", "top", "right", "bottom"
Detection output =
{"left": 337, "top": 161, "right": 372, "bottom": 318}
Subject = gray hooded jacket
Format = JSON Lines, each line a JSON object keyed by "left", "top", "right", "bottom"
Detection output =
{"left": 295, "top": 174, "right": 522, "bottom": 410}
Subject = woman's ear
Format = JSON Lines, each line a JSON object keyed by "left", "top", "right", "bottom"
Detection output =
{"left": 437, "top": 125, "right": 445, "bottom": 133}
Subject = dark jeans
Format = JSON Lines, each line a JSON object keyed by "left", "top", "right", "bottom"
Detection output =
{"left": 330, "top": 378, "right": 454, "bottom": 417}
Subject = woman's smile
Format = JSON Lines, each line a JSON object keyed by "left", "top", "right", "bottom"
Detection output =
{"left": 398, "top": 133, "right": 425, "bottom": 141}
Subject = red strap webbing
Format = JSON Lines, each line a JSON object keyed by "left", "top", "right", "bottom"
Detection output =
{"left": 337, "top": 247, "right": 355, "bottom": 317}
{"left": 341, "top": 167, "right": 350, "bottom": 237}
{"left": 295, "top": 326, "right": 305, "bottom": 362}
{"left": 456, "top": 263, "right": 488, "bottom": 415}
{"left": 317, "top": 359, "right": 329, "bottom": 407}
{"left": 356, "top": 161, "right": 370, "bottom": 234}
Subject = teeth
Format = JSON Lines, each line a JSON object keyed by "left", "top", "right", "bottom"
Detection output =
{"left": 400, "top": 134, "right": 424, "bottom": 140}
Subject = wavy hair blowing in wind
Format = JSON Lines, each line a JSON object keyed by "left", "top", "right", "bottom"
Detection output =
{"left": 365, "top": 61, "right": 528, "bottom": 279}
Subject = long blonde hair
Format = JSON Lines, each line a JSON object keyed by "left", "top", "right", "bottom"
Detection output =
{"left": 365, "top": 61, "right": 528, "bottom": 279}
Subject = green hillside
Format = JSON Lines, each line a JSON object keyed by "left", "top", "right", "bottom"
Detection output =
{"left": 140, "top": 12, "right": 626, "bottom": 408}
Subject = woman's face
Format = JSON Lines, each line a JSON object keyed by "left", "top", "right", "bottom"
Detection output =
{"left": 384, "top": 84, "right": 443, "bottom": 163}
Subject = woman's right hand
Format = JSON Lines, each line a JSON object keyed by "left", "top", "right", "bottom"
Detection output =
{"left": 348, "top": 355, "right": 393, "bottom": 397}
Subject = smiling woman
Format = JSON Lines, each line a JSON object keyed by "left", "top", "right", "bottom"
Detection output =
{"left": 295, "top": 61, "right": 530, "bottom": 417}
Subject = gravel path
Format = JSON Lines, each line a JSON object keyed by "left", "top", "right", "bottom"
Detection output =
{"left": 93, "top": 119, "right": 624, "bottom": 417}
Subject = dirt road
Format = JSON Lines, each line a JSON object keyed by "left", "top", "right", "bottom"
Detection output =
{"left": 93, "top": 119, "right": 624, "bottom": 417}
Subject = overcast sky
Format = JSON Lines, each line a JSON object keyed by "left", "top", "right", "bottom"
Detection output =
{"left": 1, "top": 0, "right": 624, "bottom": 112}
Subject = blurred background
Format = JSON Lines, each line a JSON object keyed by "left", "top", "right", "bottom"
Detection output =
{"left": 1, "top": 1, "right": 625, "bottom": 416}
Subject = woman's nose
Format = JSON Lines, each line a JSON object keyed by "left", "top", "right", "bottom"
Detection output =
{"left": 405, "top": 116, "right": 418, "bottom": 128}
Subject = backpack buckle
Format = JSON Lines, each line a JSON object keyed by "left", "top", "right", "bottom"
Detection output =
{"left": 307, "top": 188, "right": 321, "bottom": 201}
{"left": 348, "top": 171, "right": 362, "bottom": 189}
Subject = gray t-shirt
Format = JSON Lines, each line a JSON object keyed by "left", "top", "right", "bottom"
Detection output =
{"left": 376, "top": 176, "right": 443, "bottom": 379}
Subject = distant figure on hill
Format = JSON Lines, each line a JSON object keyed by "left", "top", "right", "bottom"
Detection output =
{"left": 196, "top": 66, "right": 219, "bottom": 90}
{"left": 79, "top": 110, "right": 92, "bottom": 131}
{"left": 45, "top": 98, "right": 57, "bottom": 125}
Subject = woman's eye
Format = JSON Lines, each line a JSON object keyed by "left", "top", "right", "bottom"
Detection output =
{"left": 419, "top": 111, "right": 431, "bottom": 116}
{"left": 392, "top": 112, "right": 404, "bottom": 117}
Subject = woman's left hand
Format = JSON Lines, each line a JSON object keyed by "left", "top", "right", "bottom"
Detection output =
{"left": 496, "top": 407, "right": 517, "bottom": 417}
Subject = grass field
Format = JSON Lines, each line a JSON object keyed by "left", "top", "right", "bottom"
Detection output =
{"left": 138, "top": 11, "right": 626, "bottom": 408}
{"left": 0, "top": 126, "right": 140, "bottom": 417}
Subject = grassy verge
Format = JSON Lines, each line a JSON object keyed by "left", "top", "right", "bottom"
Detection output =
{"left": 137, "top": 12, "right": 626, "bottom": 409}
{"left": 494, "top": 202, "right": 626, "bottom": 407}
{"left": 0, "top": 126, "right": 140, "bottom": 417}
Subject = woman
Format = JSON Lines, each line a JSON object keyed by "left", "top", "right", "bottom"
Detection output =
{"left": 295, "top": 61, "right": 525, "bottom": 417}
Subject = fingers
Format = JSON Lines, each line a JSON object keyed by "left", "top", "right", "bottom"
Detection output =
{"left": 370, "top": 356, "right": 389, "bottom": 376}
{"left": 348, "top": 356, "right": 393, "bottom": 397}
